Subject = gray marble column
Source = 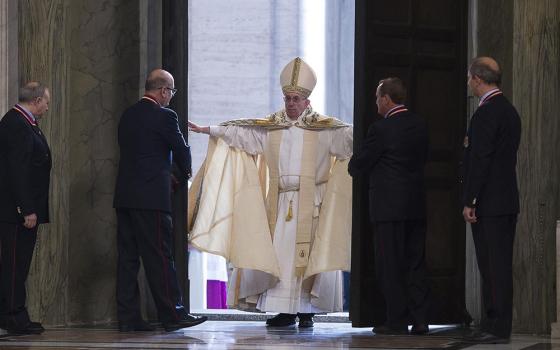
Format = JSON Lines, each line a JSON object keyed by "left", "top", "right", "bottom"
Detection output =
{"left": 19, "top": 0, "right": 70, "bottom": 326}
{"left": 65, "top": 0, "right": 142, "bottom": 325}
{"left": 139, "top": 0, "right": 162, "bottom": 93}
{"left": 512, "top": 0, "right": 560, "bottom": 334}
{"left": 472, "top": 0, "right": 560, "bottom": 334}
{"left": 464, "top": 0, "right": 482, "bottom": 327}
{"left": 19, "top": 0, "right": 147, "bottom": 326}
{"left": 137, "top": 0, "right": 162, "bottom": 321}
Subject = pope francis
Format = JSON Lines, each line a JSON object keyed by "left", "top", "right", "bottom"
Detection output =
{"left": 188, "top": 57, "right": 353, "bottom": 328}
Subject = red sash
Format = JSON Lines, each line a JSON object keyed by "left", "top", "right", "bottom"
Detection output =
{"left": 386, "top": 105, "right": 408, "bottom": 118}
{"left": 13, "top": 104, "right": 37, "bottom": 126}
{"left": 141, "top": 95, "right": 160, "bottom": 106}
{"left": 479, "top": 89, "right": 502, "bottom": 106}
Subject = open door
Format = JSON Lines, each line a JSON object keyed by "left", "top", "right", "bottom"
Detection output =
{"left": 351, "top": 0, "right": 468, "bottom": 326}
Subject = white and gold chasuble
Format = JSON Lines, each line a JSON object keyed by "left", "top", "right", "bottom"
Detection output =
{"left": 188, "top": 107, "right": 353, "bottom": 313}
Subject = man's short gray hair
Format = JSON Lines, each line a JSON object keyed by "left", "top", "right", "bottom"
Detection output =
{"left": 19, "top": 82, "right": 47, "bottom": 103}
{"left": 378, "top": 77, "right": 407, "bottom": 104}
{"left": 469, "top": 57, "right": 502, "bottom": 86}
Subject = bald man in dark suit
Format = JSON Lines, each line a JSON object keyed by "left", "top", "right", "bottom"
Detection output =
{"left": 114, "top": 69, "right": 206, "bottom": 332}
{"left": 463, "top": 57, "right": 521, "bottom": 344}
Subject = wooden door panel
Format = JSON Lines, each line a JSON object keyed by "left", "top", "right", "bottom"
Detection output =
{"left": 352, "top": 0, "right": 468, "bottom": 326}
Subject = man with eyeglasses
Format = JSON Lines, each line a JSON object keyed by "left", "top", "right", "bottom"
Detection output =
{"left": 113, "top": 69, "right": 206, "bottom": 332}
{"left": 188, "top": 57, "right": 353, "bottom": 328}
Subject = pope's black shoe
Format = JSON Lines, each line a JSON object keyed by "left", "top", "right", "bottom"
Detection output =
{"left": 266, "top": 313, "right": 297, "bottom": 327}
{"left": 297, "top": 313, "right": 314, "bottom": 328}
{"left": 118, "top": 319, "right": 155, "bottom": 332}
{"left": 163, "top": 314, "right": 207, "bottom": 332}
{"left": 372, "top": 325, "right": 409, "bottom": 335}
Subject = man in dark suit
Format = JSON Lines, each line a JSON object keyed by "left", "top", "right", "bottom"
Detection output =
{"left": 114, "top": 69, "right": 206, "bottom": 332}
{"left": 348, "top": 77, "right": 430, "bottom": 335}
{"left": 0, "top": 82, "right": 52, "bottom": 335}
{"left": 462, "top": 57, "right": 521, "bottom": 344}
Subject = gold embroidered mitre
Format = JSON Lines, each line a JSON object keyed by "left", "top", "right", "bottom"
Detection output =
{"left": 280, "top": 57, "right": 317, "bottom": 98}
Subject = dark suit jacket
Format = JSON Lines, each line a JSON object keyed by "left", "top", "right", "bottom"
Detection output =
{"left": 349, "top": 111, "right": 429, "bottom": 222}
{"left": 462, "top": 94, "right": 521, "bottom": 216}
{"left": 113, "top": 98, "right": 191, "bottom": 213}
{"left": 0, "top": 108, "right": 52, "bottom": 224}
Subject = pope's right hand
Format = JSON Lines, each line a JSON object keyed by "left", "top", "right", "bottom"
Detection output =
{"left": 188, "top": 121, "right": 209, "bottom": 134}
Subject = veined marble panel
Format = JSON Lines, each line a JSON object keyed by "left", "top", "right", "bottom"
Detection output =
{"left": 512, "top": 0, "right": 560, "bottom": 334}
{"left": 66, "top": 0, "right": 141, "bottom": 325}
{"left": 16, "top": 0, "right": 165, "bottom": 327}
{"left": 19, "top": 0, "right": 70, "bottom": 326}
{"left": 474, "top": 0, "right": 560, "bottom": 334}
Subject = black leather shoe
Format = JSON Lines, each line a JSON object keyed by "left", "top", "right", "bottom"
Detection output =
{"left": 297, "top": 313, "right": 314, "bottom": 328}
{"left": 7, "top": 322, "right": 44, "bottom": 335}
{"left": 372, "top": 325, "right": 409, "bottom": 335}
{"left": 411, "top": 323, "right": 429, "bottom": 335}
{"left": 118, "top": 319, "right": 155, "bottom": 332}
{"left": 266, "top": 313, "right": 296, "bottom": 327}
{"left": 464, "top": 331, "right": 509, "bottom": 344}
{"left": 163, "top": 314, "right": 207, "bottom": 332}
{"left": 29, "top": 321, "right": 45, "bottom": 332}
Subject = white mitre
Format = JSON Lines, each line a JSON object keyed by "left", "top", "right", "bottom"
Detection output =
{"left": 280, "top": 57, "right": 317, "bottom": 98}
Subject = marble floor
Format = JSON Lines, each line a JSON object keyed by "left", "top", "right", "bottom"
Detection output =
{"left": 0, "top": 321, "right": 556, "bottom": 350}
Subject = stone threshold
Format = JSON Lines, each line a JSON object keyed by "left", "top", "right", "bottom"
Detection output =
{"left": 192, "top": 309, "right": 350, "bottom": 323}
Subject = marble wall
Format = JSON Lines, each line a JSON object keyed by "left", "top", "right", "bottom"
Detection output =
{"left": 475, "top": 0, "right": 560, "bottom": 334}
{"left": 464, "top": 0, "right": 482, "bottom": 324}
{"left": 18, "top": 0, "right": 151, "bottom": 325}
{"left": 66, "top": 0, "right": 142, "bottom": 326}
{"left": 512, "top": 0, "right": 560, "bottom": 334}
{"left": 19, "top": 0, "right": 70, "bottom": 326}
{"left": 476, "top": 0, "right": 513, "bottom": 98}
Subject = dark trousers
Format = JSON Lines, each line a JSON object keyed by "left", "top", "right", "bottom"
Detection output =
{"left": 373, "top": 220, "right": 430, "bottom": 329}
{"left": 471, "top": 215, "right": 516, "bottom": 338}
{"left": 116, "top": 208, "right": 187, "bottom": 324}
{"left": 0, "top": 223, "right": 38, "bottom": 327}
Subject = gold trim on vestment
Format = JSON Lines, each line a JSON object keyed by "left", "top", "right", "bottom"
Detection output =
{"left": 219, "top": 107, "right": 348, "bottom": 131}
{"left": 282, "top": 85, "right": 312, "bottom": 98}
{"left": 187, "top": 138, "right": 218, "bottom": 233}
{"left": 291, "top": 57, "right": 301, "bottom": 87}
{"left": 264, "top": 130, "right": 283, "bottom": 240}
{"left": 281, "top": 57, "right": 313, "bottom": 98}
{"left": 294, "top": 130, "right": 318, "bottom": 277}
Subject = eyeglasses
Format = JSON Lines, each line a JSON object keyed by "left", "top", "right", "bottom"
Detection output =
{"left": 159, "top": 86, "right": 178, "bottom": 96}
{"left": 283, "top": 95, "right": 305, "bottom": 103}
